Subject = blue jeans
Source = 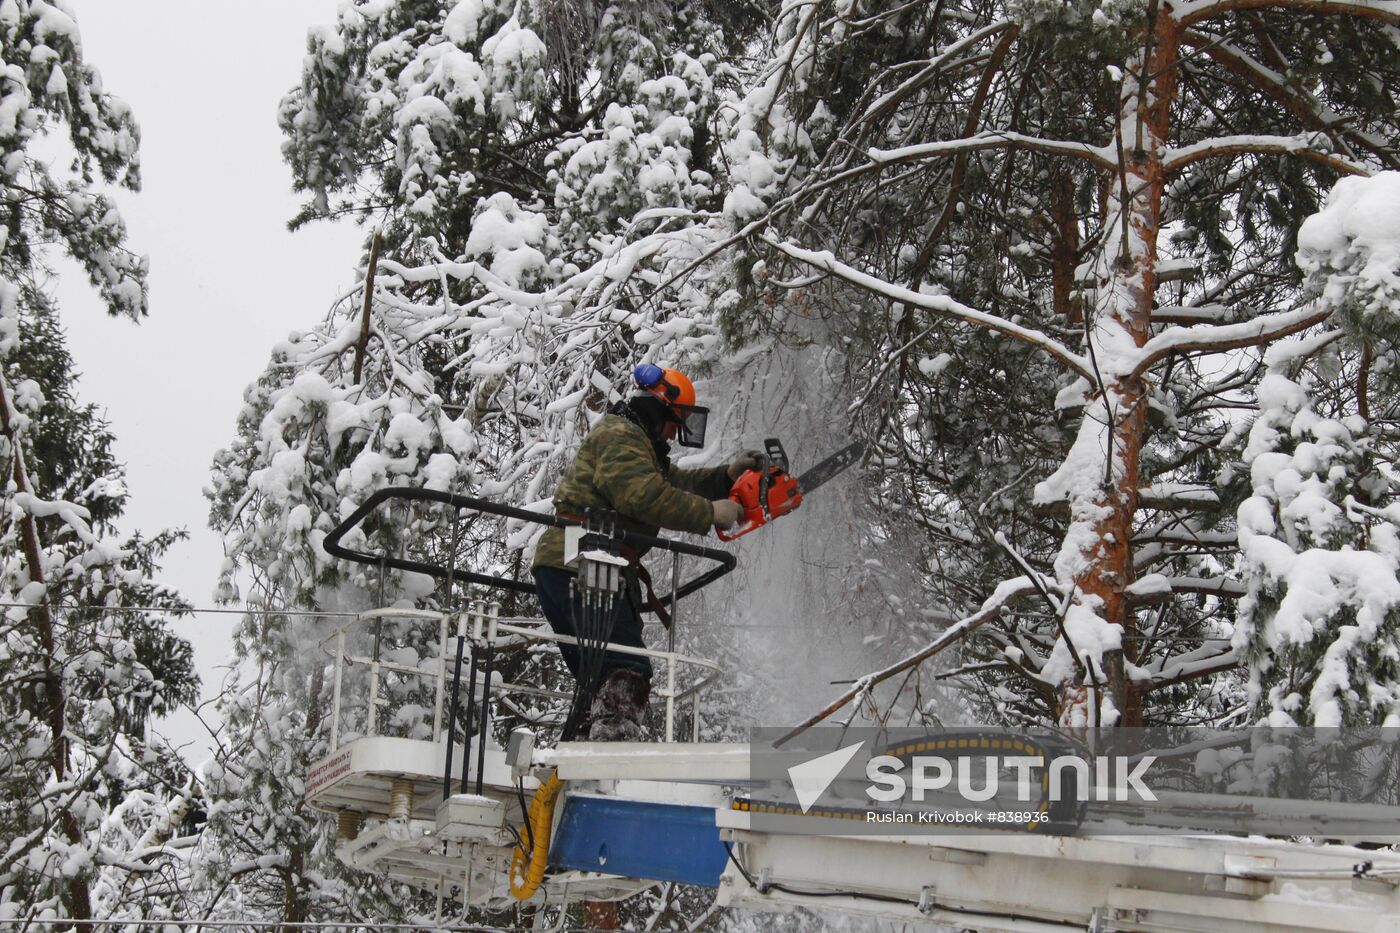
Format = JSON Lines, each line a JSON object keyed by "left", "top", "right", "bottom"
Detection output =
{"left": 532, "top": 566, "right": 653, "bottom": 679}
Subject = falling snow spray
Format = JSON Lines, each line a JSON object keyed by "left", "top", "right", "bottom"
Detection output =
{"left": 692, "top": 340, "right": 894, "bottom": 729}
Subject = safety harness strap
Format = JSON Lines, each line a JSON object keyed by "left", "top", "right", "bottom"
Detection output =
{"left": 621, "top": 545, "right": 673, "bottom": 630}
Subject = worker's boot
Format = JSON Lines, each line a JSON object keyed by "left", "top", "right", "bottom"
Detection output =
{"left": 586, "top": 669, "right": 650, "bottom": 741}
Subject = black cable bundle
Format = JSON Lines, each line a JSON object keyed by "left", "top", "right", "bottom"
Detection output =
{"left": 560, "top": 512, "right": 624, "bottom": 741}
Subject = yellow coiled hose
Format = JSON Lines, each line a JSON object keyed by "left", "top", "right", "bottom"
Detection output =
{"left": 509, "top": 771, "right": 564, "bottom": 900}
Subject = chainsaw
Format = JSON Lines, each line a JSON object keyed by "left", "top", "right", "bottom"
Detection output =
{"left": 716, "top": 438, "right": 864, "bottom": 541}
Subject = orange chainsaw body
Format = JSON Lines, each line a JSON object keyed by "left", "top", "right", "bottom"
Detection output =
{"left": 717, "top": 439, "right": 802, "bottom": 541}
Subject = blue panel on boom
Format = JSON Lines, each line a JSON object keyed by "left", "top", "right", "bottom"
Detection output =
{"left": 550, "top": 795, "right": 727, "bottom": 888}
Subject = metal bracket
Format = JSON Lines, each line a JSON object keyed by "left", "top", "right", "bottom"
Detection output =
{"left": 506, "top": 728, "right": 536, "bottom": 779}
{"left": 927, "top": 846, "right": 986, "bottom": 866}
{"left": 756, "top": 867, "right": 772, "bottom": 894}
{"left": 1203, "top": 874, "right": 1270, "bottom": 899}
{"left": 563, "top": 525, "right": 585, "bottom": 566}
{"left": 1353, "top": 876, "right": 1399, "bottom": 896}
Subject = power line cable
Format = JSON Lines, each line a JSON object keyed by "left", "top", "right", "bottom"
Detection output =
{"left": 0, "top": 602, "right": 789, "bottom": 629}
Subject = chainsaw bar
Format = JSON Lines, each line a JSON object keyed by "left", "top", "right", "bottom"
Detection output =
{"left": 794, "top": 441, "right": 864, "bottom": 495}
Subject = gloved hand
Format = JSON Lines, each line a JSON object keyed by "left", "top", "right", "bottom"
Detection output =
{"left": 727, "top": 448, "right": 766, "bottom": 481}
{"left": 712, "top": 498, "right": 743, "bottom": 529}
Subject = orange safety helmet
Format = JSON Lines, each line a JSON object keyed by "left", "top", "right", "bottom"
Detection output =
{"left": 632, "top": 363, "right": 709, "bottom": 448}
{"left": 639, "top": 366, "right": 696, "bottom": 409}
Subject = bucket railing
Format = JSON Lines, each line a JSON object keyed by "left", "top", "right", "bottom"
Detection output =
{"left": 320, "top": 487, "right": 739, "bottom": 794}
{"left": 321, "top": 604, "right": 724, "bottom": 752}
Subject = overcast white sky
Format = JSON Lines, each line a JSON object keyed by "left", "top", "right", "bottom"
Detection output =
{"left": 54, "top": 1, "right": 364, "bottom": 758}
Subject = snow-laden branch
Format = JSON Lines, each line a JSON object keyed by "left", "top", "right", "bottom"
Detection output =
{"left": 773, "top": 577, "right": 1039, "bottom": 746}
{"left": 10, "top": 493, "right": 123, "bottom": 561}
{"left": 1176, "top": 0, "right": 1400, "bottom": 27}
{"left": 1152, "top": 303, "right": 1232, "bottom": 325}
{"left": 1133, "top": 525, "right": 1236, "bottom": 548}
{"left": 1137, "top": 483, "right": 1221, "bottom": 510}
{"left": 1163, "top": 133, "right": 1372, "bottom": 175}
{"left": 1126, "top": 574, "right": 1248, "bottom": 604}
{"left": 1186, "top": 33, "right": 1296, "bottom": 104}
{"left": 1142, "top": 646, "right": 1240, "bottom": 690}
{"left": 1170, "top": 578, "right": 1247, "bottom": 599}
{"left": 1132, "top": 526, "right": 1237, "bottom": 572}
{"left": 867, "top": 130, "right": 1113, "bottom": 170}
{"left": 760, "top": 237, "right": 1097, "bottom": 380}
{"left": 1129, "top": 303, "right": 1330, "bottom": 376}
{"left": 226, "top": 852, "right": 291, "bottom": 876}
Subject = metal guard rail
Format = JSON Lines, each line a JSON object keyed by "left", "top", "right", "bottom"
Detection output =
{"left": 319, "top": 607, "right": 723, "bottom": 752}
{"left": 322, "top": 486, "right": 738, "bottom": 610}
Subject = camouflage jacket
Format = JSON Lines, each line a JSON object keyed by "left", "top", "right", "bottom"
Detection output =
{"left": 532, "top": 413, "right": 732, "bottom": 572}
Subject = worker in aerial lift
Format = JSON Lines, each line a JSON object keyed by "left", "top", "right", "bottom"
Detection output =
{"left": 532, "top": 363, "right": 758, "bottom": 741}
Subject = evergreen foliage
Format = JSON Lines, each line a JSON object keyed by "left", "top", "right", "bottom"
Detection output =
{"left": 705, "top": 0, "right": 1400, "bottom": 731}
{"left": 0, "top": 1, "right": 195, "bottom": 920}
{"left": 204, "top": 0, "right": 1400, "bottom": 927}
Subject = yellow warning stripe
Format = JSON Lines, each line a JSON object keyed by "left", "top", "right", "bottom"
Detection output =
{"left": 883, "top": 734, "right": 1054, "bottom": 759}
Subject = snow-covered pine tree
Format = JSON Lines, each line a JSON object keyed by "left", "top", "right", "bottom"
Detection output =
{"left": 207, "top": 0, "right": 1400, "bottom": 925}
{"left": 1235, "top": 172, "right": 1400, "bottom": 727}
{"left": 0, "top": 0, "right": 197, "bottom": 919}
{"left": 205, "top": 0, "right": 771, "bottom": 925}
{"left": 713, "top": 0, "right": 1400, "bottom": 731}
{"left": 278, "top": 0, "right": 764, "bottom": 263}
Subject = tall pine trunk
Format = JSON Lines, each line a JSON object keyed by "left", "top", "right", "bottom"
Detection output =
{"left": 1056, "top": 10, "right": 1179, "bottom": 728}
{"left": 0, "top": 374, "right": 92, "bottom": 919}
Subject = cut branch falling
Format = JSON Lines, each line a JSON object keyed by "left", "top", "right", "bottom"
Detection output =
{"left": 352, "top": 227, "right": 384, "bottom": 386}
{"left": 772, "top": 578, "right": 1037, "bottom": 747}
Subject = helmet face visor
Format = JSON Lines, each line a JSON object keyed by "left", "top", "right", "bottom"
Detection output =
{"left": 674, "top": 404, "right": 709, "bottom": 448}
